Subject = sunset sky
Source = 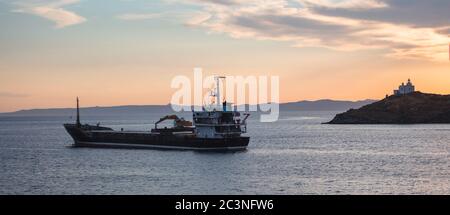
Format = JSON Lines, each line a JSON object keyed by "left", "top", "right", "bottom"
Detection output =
{"left": 0, "top": 0, "right": 449, "bottom": 112}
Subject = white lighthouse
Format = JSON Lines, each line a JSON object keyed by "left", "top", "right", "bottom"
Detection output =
{"left": 393, "top": 79, "right": 415, "bottom": 96}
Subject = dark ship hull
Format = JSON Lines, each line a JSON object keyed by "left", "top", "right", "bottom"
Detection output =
{"left": 64, "top": 124, "right": 250, "bottom": 151}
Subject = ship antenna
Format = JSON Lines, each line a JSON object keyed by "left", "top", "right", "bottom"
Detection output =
{"left": 76, "top": 97, "right": 81, "bottom": 127}
{"left": 214, "top": 76, "right": 226, "bottom": 109}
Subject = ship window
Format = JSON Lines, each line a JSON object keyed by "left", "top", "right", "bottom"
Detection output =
{"left": 215, "top": 126, "right": 225, "bottom": 133}
{"left": 220, "top": 113, "right": 234, "bottom": 124}
{"left": 196, "top": 118, "right": 212, "bottom": 124}
{"left": 215, "top": 126, "right": 241, "bottom": 133}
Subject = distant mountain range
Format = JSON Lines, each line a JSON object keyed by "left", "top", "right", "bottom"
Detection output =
{"left": 280, "top": 99, "right": 376, "bottom": 111}
{"left": 1, "top": 105, "right": 171, "bottom": 116}
{"left": 0, "top": 99, "right": 377, "bottom": 116}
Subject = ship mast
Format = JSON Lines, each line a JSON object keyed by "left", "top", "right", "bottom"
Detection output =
{"left": 214, "top": 76, "right": 226, "bottom": 108}
{"left": 76, "top": 97, "right": 81, "bottom": 127}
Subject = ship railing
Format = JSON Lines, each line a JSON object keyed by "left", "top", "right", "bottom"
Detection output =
{"left": 194, "top": 123, "right": 248, "bottom": 134}
{"left": 214, "top": 131, "right": 244, "bottom": 135}
{"left": 195, "top": 123, "right": 246, "bottom": 126}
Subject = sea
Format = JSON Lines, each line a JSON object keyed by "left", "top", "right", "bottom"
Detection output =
{"left": 0, "top": 110, "right": 448, "bottom": 194}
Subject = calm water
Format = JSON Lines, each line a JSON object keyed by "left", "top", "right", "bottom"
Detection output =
{"left": 0, "top": 111, "right": 448, "bottom": 195}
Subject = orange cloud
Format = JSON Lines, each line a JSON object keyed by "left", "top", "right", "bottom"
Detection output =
{"left": 182, "top": 0, "right": 449, "bottom": 62}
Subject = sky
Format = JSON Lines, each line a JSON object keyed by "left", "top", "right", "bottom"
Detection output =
{"left": 0, "top": 0, "right": 449, "bottom": 112}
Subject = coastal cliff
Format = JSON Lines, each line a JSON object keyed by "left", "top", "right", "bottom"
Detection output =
{"left": 328, "top": 92, "right": 450, "bottom": 124}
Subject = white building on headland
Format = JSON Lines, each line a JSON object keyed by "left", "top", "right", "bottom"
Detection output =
{"left": 394, "top": 79, "right": 415, "bottom": 95}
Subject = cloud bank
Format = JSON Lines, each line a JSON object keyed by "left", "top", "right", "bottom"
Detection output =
{"left": 13, "top": 0, "right": 86, "bottom": 28}
{"left": 181, "top": 0, "right": 449, "bottom": 62}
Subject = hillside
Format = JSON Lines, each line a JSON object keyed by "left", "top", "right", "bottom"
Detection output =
{"left": 328, "top": 92, "right": 450, "bottom": 124}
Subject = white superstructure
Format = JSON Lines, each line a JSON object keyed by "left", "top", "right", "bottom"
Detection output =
{"left": 193, "top": 76, "right": 250, "bottom": 139}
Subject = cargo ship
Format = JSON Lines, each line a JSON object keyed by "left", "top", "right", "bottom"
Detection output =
{"left": 63, "top": 76, "right": 250, "bottom": 151}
